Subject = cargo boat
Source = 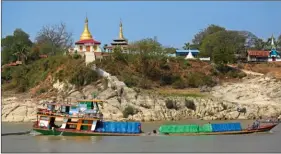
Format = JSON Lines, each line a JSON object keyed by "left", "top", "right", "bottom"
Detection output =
{"left": 159, "top": 122, "right": 278, "bottom": 136}
{"left": 32, "top": 99, "right": 142, "bottom": 136}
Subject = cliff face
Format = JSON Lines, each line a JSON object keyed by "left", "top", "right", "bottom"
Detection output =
{"left": 2, "top": 74, "right": 281, "bottom": 122}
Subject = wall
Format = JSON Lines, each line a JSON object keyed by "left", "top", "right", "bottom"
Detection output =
{"left": 85, "top": 52, "right": 96, "bottom": 64}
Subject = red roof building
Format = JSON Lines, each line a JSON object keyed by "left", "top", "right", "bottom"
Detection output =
{"left": 247, "top": 50, "right": 270, "bottom": 62}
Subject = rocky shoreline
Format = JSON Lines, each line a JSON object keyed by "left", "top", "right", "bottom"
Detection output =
{"left": 2, "top": 74, "right": 281, "bottom": 122}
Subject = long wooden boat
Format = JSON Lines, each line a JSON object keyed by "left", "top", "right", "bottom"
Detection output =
{"left": 162, "top": 124, "right": 278, "bottom": 136}
{"left": 32, "top": 99, "right": 278, "bottom": 137}
{"left": 32, "top": 99, "right": 142, "bottom": 136}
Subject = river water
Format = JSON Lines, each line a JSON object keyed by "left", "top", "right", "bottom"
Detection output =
{"left": 2, "top": 120, "right": 281, "bottom": 153}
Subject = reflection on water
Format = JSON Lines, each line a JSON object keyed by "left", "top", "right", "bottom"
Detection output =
{"left": 35, "top": 135, "right": 103, "bottom": 143}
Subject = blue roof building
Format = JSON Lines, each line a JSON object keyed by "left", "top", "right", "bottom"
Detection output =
{"left": 175, "top": 49, "right": 200, "bottom": 57}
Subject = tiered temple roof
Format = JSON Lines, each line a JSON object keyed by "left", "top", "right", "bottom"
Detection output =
{"left": 110, "top": 20, "right": 128, "bottom": 46}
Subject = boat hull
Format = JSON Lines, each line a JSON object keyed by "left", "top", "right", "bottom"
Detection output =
{"left": 32, "top": 127, "right": 141, "bottom": 136}
{"left": 164, "top": 124, "right": 277, "bottom": 136}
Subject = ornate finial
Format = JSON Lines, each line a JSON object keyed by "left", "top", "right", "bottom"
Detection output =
{"left": 271, "top": 34, "right": 276, "bottom": 50}
{"left": 80, "top": 15, "right": 93, "bottom": 40}
{"left": 119, "top": 18, "right": 124, "bottom": 39}
{"left": 85, "top": 13, "right": 88, "bottom": 23}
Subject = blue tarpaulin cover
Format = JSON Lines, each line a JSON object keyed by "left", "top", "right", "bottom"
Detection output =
{"left": 211, "top": 123, "right": 242, "bottom": 132}
{"left": 99, "top": 121, "right": 141, "bottom": 134}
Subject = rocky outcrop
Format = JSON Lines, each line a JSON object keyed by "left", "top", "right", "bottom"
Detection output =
{"left": 2, "top": 73, "right": 281, "bottom": 122}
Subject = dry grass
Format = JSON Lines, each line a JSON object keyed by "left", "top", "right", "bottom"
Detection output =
{"left": 241, "top": 62, "right": 281, "bottom": 79}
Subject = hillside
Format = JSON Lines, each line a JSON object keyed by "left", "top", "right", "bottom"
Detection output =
{"left": 95, "top": 52, "right": 246, "bottom": 91}
{"left": 1, "top": 55, "right": 100, "bottom": 98}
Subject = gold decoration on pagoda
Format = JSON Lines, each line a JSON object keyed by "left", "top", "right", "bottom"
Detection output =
{"left": 119, "top": 19, "right": 124, "bottom": 40}
{"left": 80, "top": 16, "right": 93, "bottom": 40}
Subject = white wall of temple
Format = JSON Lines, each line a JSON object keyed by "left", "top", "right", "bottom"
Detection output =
{"left": 72, "top": 44, "right": 102, "bottom": 53}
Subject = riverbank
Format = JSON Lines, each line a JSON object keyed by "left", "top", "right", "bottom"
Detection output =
{"left": 2, "top": 74, "right": 281, "bottom": 122}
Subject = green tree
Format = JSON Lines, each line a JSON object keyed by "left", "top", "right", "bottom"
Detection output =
{"left": 278, "top": 34, "right": 281, "bottom": 50}
{"left": 200, "top": 31, "right": 245, "bottom": 65}
{"left": 164, "top": 47, "right": 177, "bottom": 54}
{"left": 191, "top": 24, "right": 226, "bottom": 46}
{"left": 129, "top": 38, "right": 164, "bottom": 56}
{"left": 1, "top": 29, "right": 33, "bottom": 65}
{"left": 252, "top": 38, "right": 265, "bottom": 50}
{"left": 183, "top": 42, "right": 200, "bottom": 50}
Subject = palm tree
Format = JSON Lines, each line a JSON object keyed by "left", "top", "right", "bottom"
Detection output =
{"left": 183, "top": 42, "right": 190, "bottom": 50}
{"left": 12, "top": 42, "right": 29, "bottom": 64}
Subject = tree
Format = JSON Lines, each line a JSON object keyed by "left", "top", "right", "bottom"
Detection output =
{"left": 183, "top": 42, "right": 199, "bottom": 50}
{"left": 164, "top": 47, "right": 177, "bottom": 54}
{"left": 128, "top": 38, "right": 164, "bottom": 56}
{"left": 200, "top": 31, "right": 246, "bottom": 65}
{"left": 1, "top": 29, "right": 33, "bottom": 65}
{"left": 278, "top": 34, "right": 281, "bottom": 50}
{"left": 252, "top": 38, "right": 266, "bottom": 50}
{"left": 12, "top": 42, "right": 30, "bottom": 64}
{"left": 192, "top": 24, "right": 226, "bottom": 46}
{"left": 35, "top": 22, "right": 73, "bottom": 55}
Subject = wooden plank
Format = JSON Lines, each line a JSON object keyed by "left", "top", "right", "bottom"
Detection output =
{"left": 76, "top": 119, "right": 82, "bottom": 131}
{"left": 88, "top": 120, "right": 92, "bottom": 131}
{"left": 67, "top": 122, "right": 78, "bottom": 125}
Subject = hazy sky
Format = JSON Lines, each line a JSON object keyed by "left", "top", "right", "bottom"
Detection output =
{"left": 2, "top": 1, "right": 281, "bottom": 48}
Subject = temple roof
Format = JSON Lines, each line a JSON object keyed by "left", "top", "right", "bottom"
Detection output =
{"left": 75, "top": 39, "right": 101, "bottom": 45}
{"left": 270, "top": 49, "right": 280, "bottom": 57}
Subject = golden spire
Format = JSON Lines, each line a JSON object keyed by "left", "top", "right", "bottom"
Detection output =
{"left": 80, "top": 15, "right": 93, "bottom": 40}
{"left": 119, "top": 19, "right": 124, "bottom": 39}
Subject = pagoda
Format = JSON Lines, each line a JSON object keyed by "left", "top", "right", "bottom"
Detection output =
{"left": 69, "top": 16, "right": 102, "bottom": 64}
{"left": 106, "top": 19, "right": 129, "bottom": 52}
{"left": 269, "top": 35, "right": 280, "bottom": 61}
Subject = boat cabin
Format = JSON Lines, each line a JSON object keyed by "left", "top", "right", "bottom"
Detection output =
{"left": 36, "top": 99, "right": 105, "bottom": 131}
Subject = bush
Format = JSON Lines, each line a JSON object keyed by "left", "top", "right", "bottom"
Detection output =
{"left": 165, "top": 99, "right": 178, "bottom": 110}
{"left": 172, "top": 79, "right": 186, "bottom": 89}
{"left": 185, "top": 99, "right": 196, "bottom": 110}
{"left": 123, "top": 75, "right": 139, "bottom": 88}
{"left": 122, "top": 106, "right": 135, "bottom": 118}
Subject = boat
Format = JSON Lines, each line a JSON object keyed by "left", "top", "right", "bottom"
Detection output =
{"left": 32, "top": 99, "right": 142, "bottom": 136}
{"left": 159, "top": 122, "right": 278, "bottom": 136}
{"left": 258, "top": 119, "right": 281, "bottom": 124}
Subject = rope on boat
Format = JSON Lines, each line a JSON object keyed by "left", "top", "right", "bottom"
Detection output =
{"left": 2, "top": 130, "right": 32, "bottom": 136}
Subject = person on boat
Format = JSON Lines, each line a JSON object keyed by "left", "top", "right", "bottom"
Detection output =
{"left": 252, "top": 120, "right": 260, "bottom": 129}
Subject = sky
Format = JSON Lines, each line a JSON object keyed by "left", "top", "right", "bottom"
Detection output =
{"left": 2, "top": 1, "right": 281, "bottom": 48}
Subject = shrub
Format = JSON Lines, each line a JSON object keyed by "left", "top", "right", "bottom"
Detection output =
{"left": 165, "top": 99, "right": 178, "bottom": 110}
{"left": 184, "top": 99, "right": 196, "bottom": 110}
{"left": 123, "top": 75, "right": 139, "bottom": 88}
{"left": 172, "top": 78, "right": 186, "bottom": 89}
{"left": 160, "top": 75, "right": 173, "bottom": 85}
{"left": 122, "top": 106, "right": 135, "bottom": 118}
